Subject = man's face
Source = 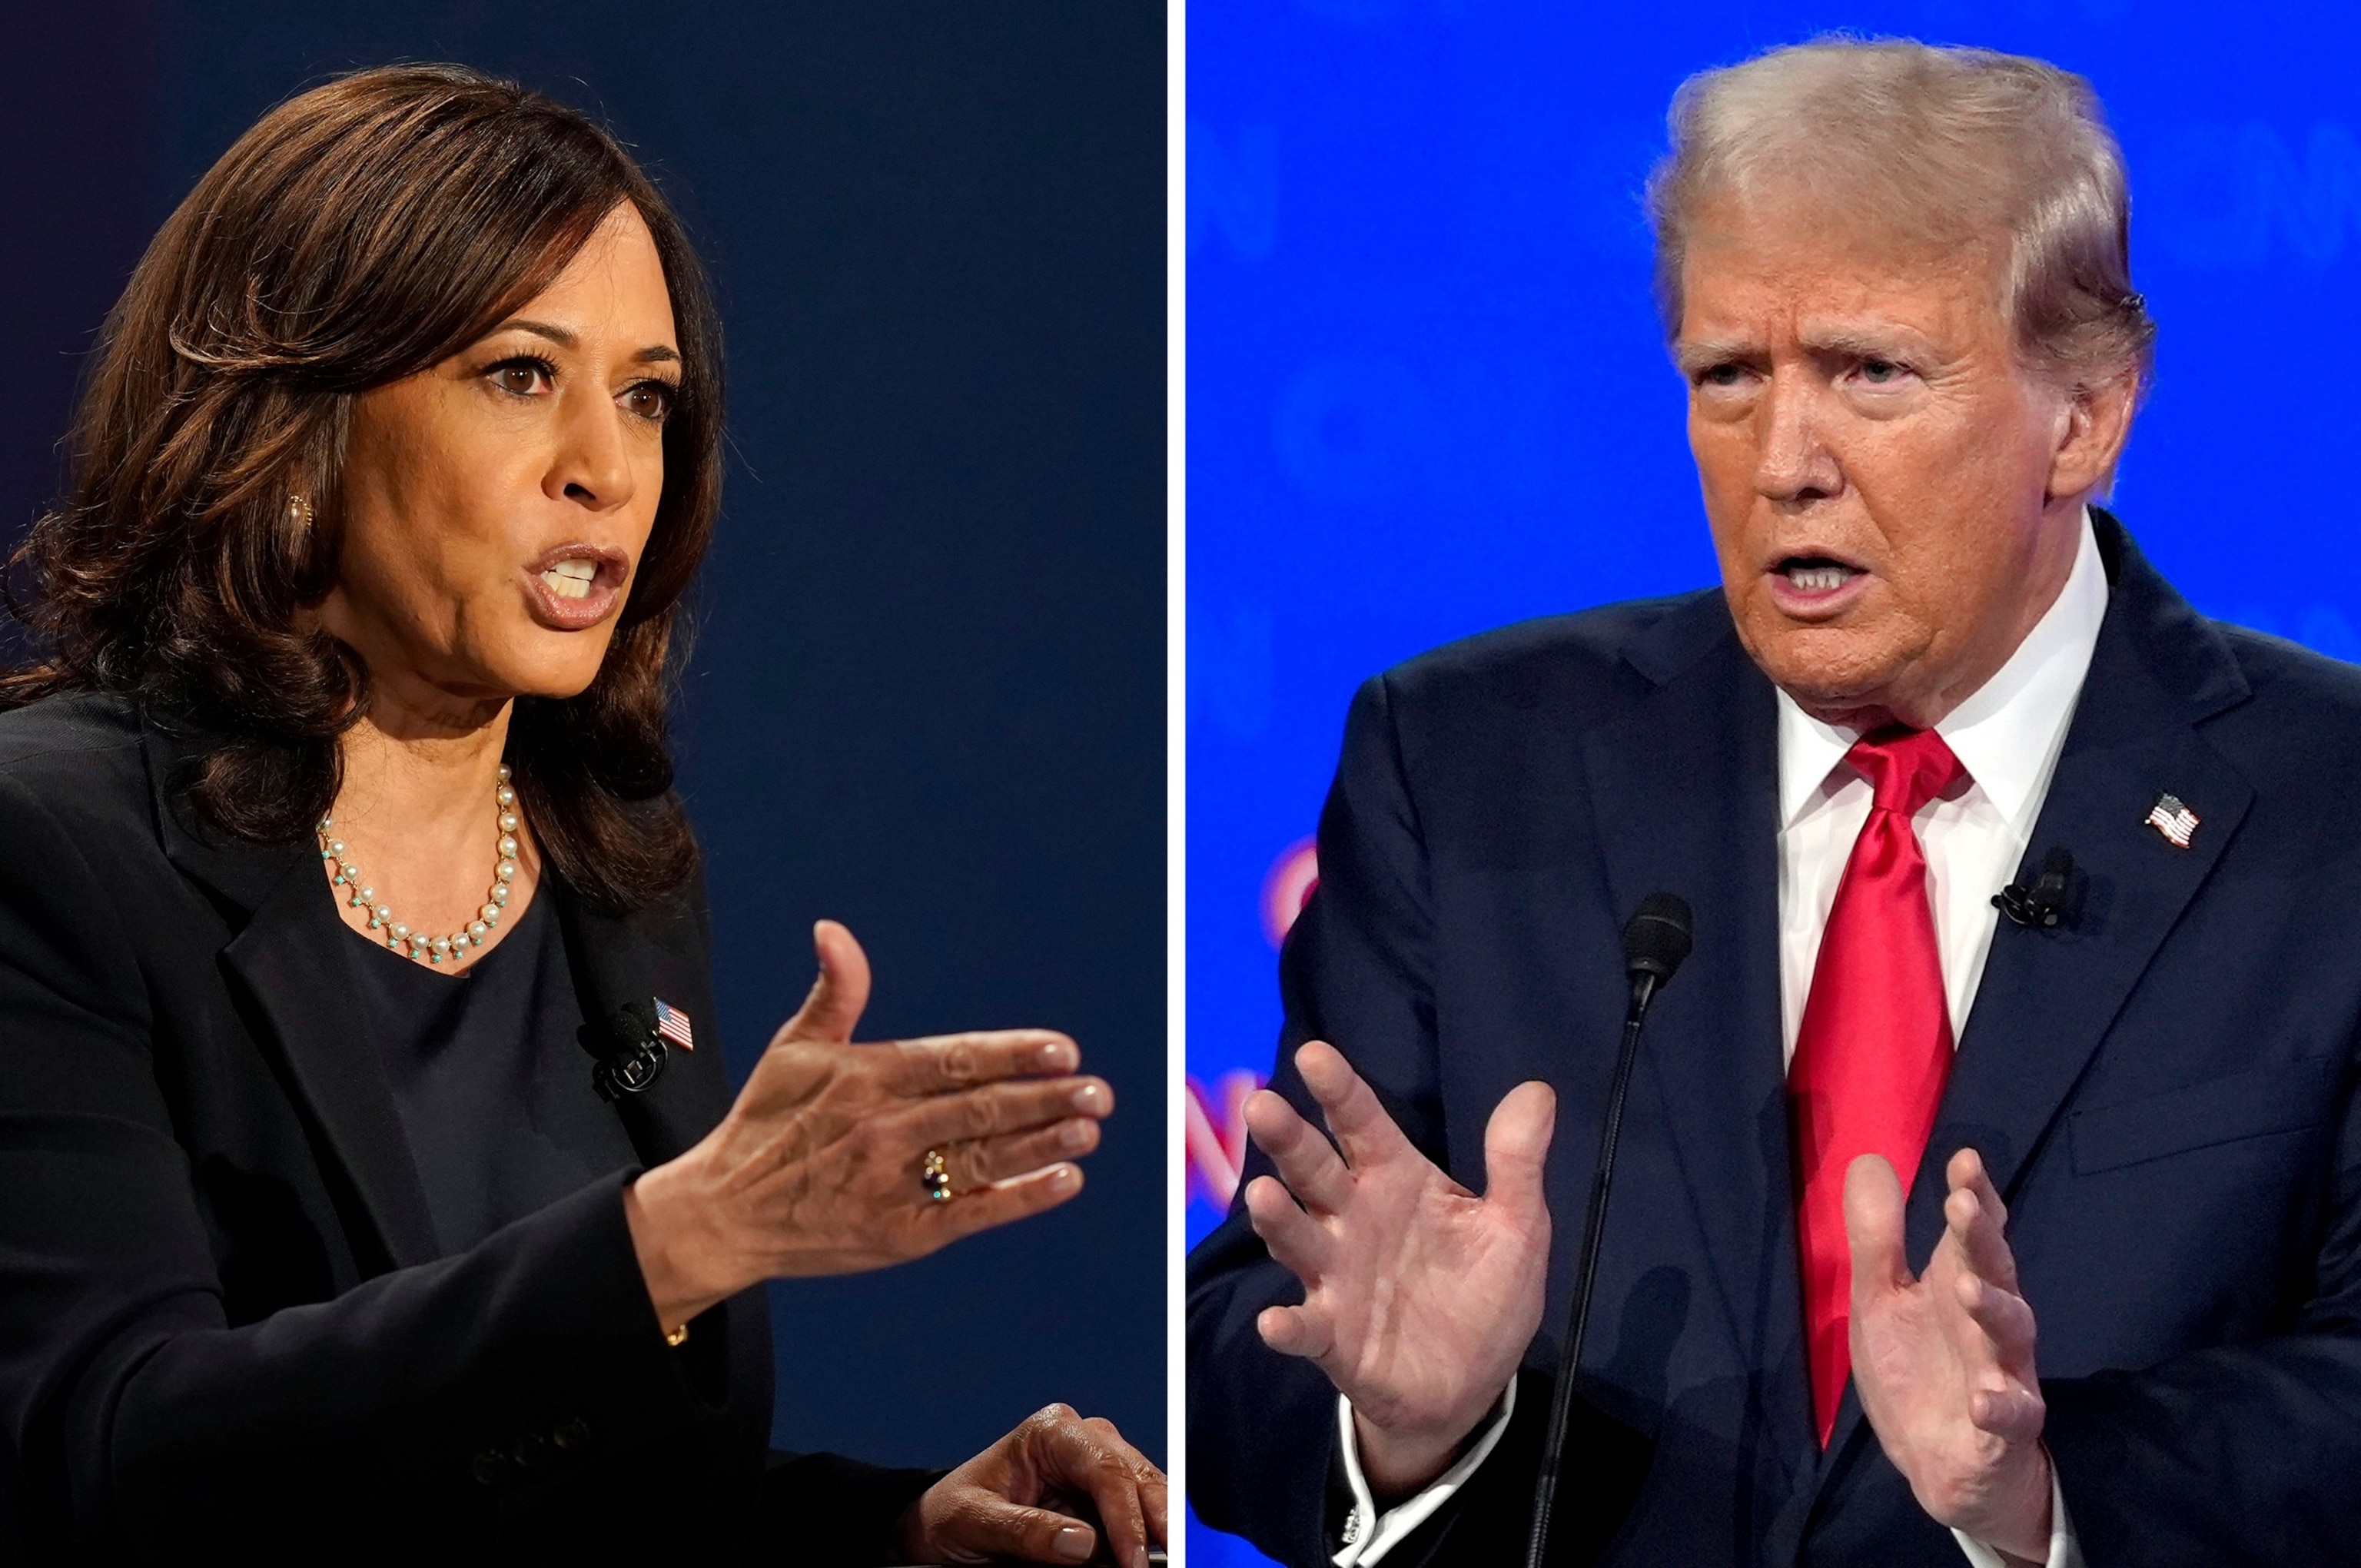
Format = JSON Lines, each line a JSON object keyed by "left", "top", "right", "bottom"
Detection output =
{"left": 1678, "top": 200, "right": 2103, "bottom": 729}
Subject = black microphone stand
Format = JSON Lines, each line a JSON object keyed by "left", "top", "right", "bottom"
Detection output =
{"left": 1523, "top": 896, "right": 1691, "bottom": 1568}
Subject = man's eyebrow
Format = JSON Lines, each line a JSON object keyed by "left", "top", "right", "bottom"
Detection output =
{"left": 1673, "top": 338, "right": 1758, "bottom": 376}
{"left": 1797, "top": 324, "right": 1938, "bottom": 360}
{"left": 484, "top": 319, "right": 682, "bottom": 367}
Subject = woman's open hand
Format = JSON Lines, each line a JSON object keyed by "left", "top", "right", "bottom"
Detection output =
{"left": 895, "top": 1404, "right": 1166, "bottom": 1567}
{"left": 625, "top": 921, "right": 1111, "bottom": 1329}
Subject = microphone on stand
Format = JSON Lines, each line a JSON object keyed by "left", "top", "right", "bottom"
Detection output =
{"left": 1524, "top": 893, "right": 1693, "bottom": 1568}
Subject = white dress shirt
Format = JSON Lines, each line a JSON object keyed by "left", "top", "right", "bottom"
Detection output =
{"left": 1334, "top": 513, "right": 2107, "bottom": 1568}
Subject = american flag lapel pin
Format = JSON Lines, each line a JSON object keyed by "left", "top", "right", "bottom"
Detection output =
{"left": 2143, "top": 791, "right": 2200, "bottom": 849}
{"left": 653, "top": 997, "right": 696, "bottom": 1051}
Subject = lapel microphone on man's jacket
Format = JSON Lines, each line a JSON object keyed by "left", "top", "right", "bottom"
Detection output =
{"left": 1525, "top": 892, "right": 1693, "bottom": 1568}
{"left": 1994, "top": 847, "right": 2078, "bottom": 930}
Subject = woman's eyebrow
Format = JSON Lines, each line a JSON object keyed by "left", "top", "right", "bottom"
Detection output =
{"left": 486, "top": 318, "right": 679, "bottom": 365}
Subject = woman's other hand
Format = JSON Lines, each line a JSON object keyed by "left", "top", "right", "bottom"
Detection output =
{"left": 624, "top": 920, "right": 1111, "bottom": 1327}
{"left": 894, "top": 1404, "right": 1166, "bottom": 1567}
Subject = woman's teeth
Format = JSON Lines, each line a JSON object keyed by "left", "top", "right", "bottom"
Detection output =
{"left": 543, "top": 559, "right": 597, "bottom": 600}
{"left": 1784, "top": 563, "right": 1855, "bottom": 593}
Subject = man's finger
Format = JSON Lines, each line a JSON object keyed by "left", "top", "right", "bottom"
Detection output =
{"left": 1256, "top": 1301, "right": 1336, "bottom": 1362}
{"left": 1296, "top": 1041, "right": 1416, "bottom": 1168}
{"left": 774, "top": 919, "right": 872, "bottom": 1045}
{"left": 1953, "top": 1270, "right": 2039, "bottom": 1364}
{"left": 1843, "top": 1153, "right": 1913, "bottom": 1303}
{"left": 1968, "top": 1384, "right": 2046, "bottom": 1446}
{"left": 1945, "top": 1148, "right": 2021, "bottom": 1294}
{"left": 1244, "top": 1174, "right": 1328, "bottom": 1280}
{"left": 1243, "top": 1088, "right": 1352, "bottom": 1213}
{"left": 1483, "top": 1081, "right": 1557, "bottom": 1219}
{"left": 887, "top": 1030, "right": 1081, "bottom": 1094}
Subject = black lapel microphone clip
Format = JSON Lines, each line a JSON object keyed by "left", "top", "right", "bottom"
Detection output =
{"left": 1993, "top": 846, "right": 2076, "bottom": 929}
{"left": 1524, "top": 893, "right": 1694, "bottom": 1568}
{"left": 581, "top": 999, "right": 669, "bottom": 1101}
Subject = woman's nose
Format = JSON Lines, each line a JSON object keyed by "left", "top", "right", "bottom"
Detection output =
{"left": 547, "top": 392, "right": 637, "bottom": 511}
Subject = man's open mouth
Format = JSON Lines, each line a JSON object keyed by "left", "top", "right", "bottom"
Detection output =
{"left": 1777, "top": 556, "right": 1861, "bottom": 593}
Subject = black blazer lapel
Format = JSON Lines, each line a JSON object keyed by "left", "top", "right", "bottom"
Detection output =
{"left": 1808, "top": 517, "right": 2256, "bottom": 1493}
{"left": 553, "top": 876, "right": 731, "bottom": 1169}
{"left": 144, "top": 719, "right": 441, "bottom": 1274}
{"left": 1579, "top": 596, "right": 1821, "bottom": 1501}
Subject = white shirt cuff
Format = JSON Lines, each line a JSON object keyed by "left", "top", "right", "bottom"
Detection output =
{"left": 1331, "top": 1380, "right": 1518, "bottom": 1567}
{"left": 1950, "top": 1453, "right": 2080, "bottom": 1568}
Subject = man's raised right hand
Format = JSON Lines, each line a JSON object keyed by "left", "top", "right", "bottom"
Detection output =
{"left": 1242, "top": 1040, "right": 1556, "bottom": 1498}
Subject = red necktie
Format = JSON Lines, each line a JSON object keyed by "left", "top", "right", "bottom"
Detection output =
{"left": 1788, "top": 726, "right": 1966, "bottom": 1447}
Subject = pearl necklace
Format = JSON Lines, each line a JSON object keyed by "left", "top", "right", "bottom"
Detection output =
{"left": 317, "top": 764, "right": 523, "bottom": 966}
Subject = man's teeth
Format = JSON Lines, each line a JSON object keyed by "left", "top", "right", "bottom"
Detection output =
{"left": 542, "top": 560, "right": 597, "bottom": 600}
{"left": 1784, "top": 563, "right": 1855, "bottom": 593}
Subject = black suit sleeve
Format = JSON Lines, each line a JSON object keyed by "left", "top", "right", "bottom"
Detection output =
{"left": 0, "top": 771, "right": 744, "bottom": 1556}
{"left": 1188, "top": 674, "right": 1532, "bottom": 1567}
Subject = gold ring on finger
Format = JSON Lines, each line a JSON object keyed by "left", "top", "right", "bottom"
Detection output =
{"left": 921, "top": 1145, "right": 955, "bottom": 1203}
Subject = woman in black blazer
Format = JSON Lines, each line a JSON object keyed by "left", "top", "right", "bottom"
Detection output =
{"left": 0, "top": 65, "right": 1161, "bottom": 1566}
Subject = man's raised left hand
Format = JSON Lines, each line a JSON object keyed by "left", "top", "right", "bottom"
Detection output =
{"left": 1845, "top": 1148, "right": 2053, "bottom": 1564}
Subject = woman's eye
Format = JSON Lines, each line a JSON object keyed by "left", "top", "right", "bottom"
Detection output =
{"left": 622, "top": 382, "right": 677, "bottom": 422}
{"left": 490, "top": 360, "right": 553, "bottom": 397}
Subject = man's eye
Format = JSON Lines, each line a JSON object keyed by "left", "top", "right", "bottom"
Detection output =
{"left": 1859, "top": 358, "right": 1906, "bottom": 384}
{"left": 1700, "top": 364, "right": 1747, "bottom": 388}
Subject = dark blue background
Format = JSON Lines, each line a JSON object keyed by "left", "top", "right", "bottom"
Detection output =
{"left": 1187, "top": 0, "right": 2359, "bottom": 1560}
{"left": 2, "top": 0, "right": 1165, "bottom": 1476}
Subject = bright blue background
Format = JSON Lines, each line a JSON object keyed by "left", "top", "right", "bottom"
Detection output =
{"left": 1187, "top": 0, "right": 2360, "bottom": 1560}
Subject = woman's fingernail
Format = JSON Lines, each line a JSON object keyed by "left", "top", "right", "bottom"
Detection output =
{"left": 1059, "top": 1118, "right": 1094, "bottom": 1151}
{"left": 1041, "top": 1039, "right": 1078, "bottom": 1071}
{"left": 1049, "top": 1164, "right": 1081, "bottom": 1194}
{"left": 1073, "top": 1082, "right": 1106, "bottom": 1114}
{"left": 1054, "top": 1526, "right": 1094, "bottom": 1561}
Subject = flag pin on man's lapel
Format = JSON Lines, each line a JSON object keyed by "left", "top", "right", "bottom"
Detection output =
{"left": 653, "top": 997, "right": 695, "bottom": 1051}
{"left": 2144, "top": 792, "right": 2200, "bottom": 849}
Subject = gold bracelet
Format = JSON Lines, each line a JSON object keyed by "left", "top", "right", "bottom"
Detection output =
{"left": 664, "top": 1323, "right": 689, "bottom": 1347}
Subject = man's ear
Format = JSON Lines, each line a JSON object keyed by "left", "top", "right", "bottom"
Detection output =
{"left": 2046, "top": 372, "right": 2138, "bottom": 501}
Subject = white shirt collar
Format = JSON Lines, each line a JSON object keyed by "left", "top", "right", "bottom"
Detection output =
{"left": 1775, "top": 509, "right": 2110, "bottom": 829}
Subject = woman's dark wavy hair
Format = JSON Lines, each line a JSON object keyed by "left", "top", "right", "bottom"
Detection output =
{"left": 2, "top": 63, "right": 722, "bottom": 912}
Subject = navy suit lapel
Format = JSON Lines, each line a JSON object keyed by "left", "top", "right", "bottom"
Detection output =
{"left": 1580, "top": 595, "right": 1821, "bottom": 1497}
{"left": 1808, "top": 517, "right": 2256, "bottom": 1498}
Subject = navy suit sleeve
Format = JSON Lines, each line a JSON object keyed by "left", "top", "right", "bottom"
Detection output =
{"left": 1187, "top": 674, "right": 1469, "bottom": 1567}
{"left": 0, "top": 771, "right": 739, "bottom": 1556}
{"left": 2039, "top": 1063, "right": 2361, "bottom": 1565}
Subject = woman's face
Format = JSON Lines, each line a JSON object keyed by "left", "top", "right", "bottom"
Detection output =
{"left": 319, "top": 201, "right": 682, "bottom": 713}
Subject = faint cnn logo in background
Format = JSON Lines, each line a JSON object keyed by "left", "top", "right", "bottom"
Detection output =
{"left": 2150, "top": 122, "right": 2361, "bottom": 267}
{"left": 1184, "top": 839, "right": 1318, "bottom": 1214}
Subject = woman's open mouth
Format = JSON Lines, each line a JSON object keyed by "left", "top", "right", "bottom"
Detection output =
{"left": 523, "top": 544, "right": 630, "bottom": 631}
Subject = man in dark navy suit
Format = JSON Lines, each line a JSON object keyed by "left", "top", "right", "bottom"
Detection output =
{"left": 1188, "top": 38, "right": 2361, "bottom": 1568}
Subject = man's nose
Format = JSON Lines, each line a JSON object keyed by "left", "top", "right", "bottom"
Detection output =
{"left": 1753, "top": 377, "right": 1841, "bottom": 503}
